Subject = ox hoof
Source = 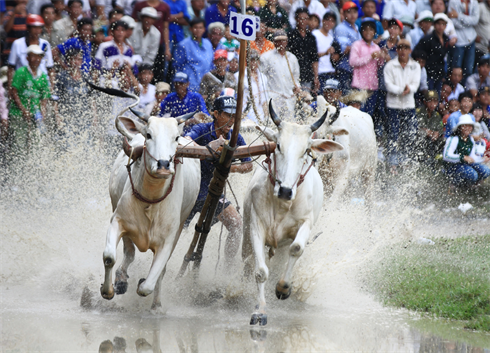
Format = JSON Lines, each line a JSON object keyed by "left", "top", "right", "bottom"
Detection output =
{"left": 137, "top": 278, "right": 151, "bottom": 297}
{"left": 275, "top": 282, "right": 291, "bottom": 300}
{"left": 114, "top": 280, "right": 128, "bottom": 295}
{"left": 250, "top": 313, "right": 268, "bottom": 326}
{"left": 100, "top": 284, "right": 115, "bottom": 300}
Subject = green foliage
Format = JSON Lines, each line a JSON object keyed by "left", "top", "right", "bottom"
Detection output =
{"left": 368, "top": 235, "right": 490, "bottom": 331}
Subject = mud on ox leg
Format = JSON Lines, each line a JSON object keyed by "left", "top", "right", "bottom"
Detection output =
{"left": 114, "top": 237, "right": 135, "bottom": 295}
{"left": 101, "top": 217, "right": 123, "bottom": 300}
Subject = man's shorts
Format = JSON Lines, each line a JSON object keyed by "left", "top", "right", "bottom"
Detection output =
{"left": 184, "top": 195, "right": 231, "bottom": 228}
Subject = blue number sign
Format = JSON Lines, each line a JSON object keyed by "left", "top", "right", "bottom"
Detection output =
{"left": 229, "top": 13, "right": 259, "bottom": 41}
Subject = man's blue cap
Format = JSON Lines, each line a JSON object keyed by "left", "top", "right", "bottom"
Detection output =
{"left": 213, "top": 95, "right": 237, "bottom": 114}
{"left": 323, "top": 79, "right": 340, "bottom": 91}
{"left": 173, "top": 72, "right": 189, "bottom": 83}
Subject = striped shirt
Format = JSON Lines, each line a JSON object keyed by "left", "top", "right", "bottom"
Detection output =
{"left": 2, "top": 11, "right": 27, "bottom": 57}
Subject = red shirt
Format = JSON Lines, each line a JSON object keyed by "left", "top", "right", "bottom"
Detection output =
{"left": 132, "top": 1, "right": 170, "bottom": 45}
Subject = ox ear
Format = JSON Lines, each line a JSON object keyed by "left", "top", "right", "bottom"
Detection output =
{"left": 330, "top": 127, "right": 349, "bottom": 136}
{"left": 117, "top": 116, "right": 146, "bottom": 140}
{"left": 310, "top": 139, "right": 344, "bottom": 154}
{"left": 255, "top": 125, "right": 277, "bottom": 142}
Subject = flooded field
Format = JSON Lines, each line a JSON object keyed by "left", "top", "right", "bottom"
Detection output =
{"left": 1, "top": 127, "right": 490, "bottom": 352}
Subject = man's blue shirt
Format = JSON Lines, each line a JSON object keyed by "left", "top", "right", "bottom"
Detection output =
{"left": 445, "top": 111, "right": 476, "bottom": 138}
{"left": 204, "top": 4, "right": 237, "bottom": 29}
{"left": 165, "top": 0, "right": 190, "bottom": 43}
{"left": 57, "top": 37, "right": 92, "bottom": 74}
{"left": 173, "top": 37, "right": 214, "bottom": 92}
{"left": 185, "top": 122, "right": 251, "bottom": 201}
{"left": 334, "top": 20, "right": 361, "bottom": 73}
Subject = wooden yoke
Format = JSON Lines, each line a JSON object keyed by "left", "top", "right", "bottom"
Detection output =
{"left": 175, "top": 142, "right": 276, "bottom": 160}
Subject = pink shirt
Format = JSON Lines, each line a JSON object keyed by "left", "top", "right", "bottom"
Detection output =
{"left": 349, "top": 39, "right": 384, "bottom": 91}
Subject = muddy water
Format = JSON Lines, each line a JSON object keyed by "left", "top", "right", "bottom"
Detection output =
{"left": 1, "top": 129, "right": 490, "bottom": 352}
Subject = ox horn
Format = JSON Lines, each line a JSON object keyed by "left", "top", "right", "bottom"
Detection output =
{"left": 310, "top": 108, "right": 330, "bottom": 132}
{"left": 129, "top": 108, "right": 150, "bottom": 123}
{"left": 175, "top": 110, "right": 198, "bottom": 124}
{"left": 269, "top": 99, "right": 282, "bottom": 127}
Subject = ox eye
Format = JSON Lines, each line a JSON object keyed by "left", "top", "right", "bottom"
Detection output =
{"left": 146, "top": 133, "right": 152, "bottom": 140}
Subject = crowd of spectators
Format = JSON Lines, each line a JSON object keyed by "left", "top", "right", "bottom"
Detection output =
{"left": 1, "top": 0, "right": 490, "bottom": 188}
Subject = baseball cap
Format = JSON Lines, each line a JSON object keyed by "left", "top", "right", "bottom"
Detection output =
{"left": 214, "top": 49, "right": 228, "bottom": 60}
{"left": 424, "top": 90, "right": 439, "bottom": 101}
{"left": 400, "top": 15, "right": 414, "bottom": 28}
{"left": 417, "top": 10, "right": 434, "bottom": 23}
{"left": 213, "top": 95, "right": 237, "bottom": 114}
{"left": 342, "top": 1, "right": 358, "bottom": 11}
{"left": 121, "top": 15, "right": 136, "bottom": 29}
{"left": 156, "top": 82, "right": 171, "bottom": 93}
{"left": 397, "top": 38, "right": 411, "bottom": 48}
{"left": 433, "top": 13, "right": 449, "bottom": 23}
{"left": 478, "top": 86, "right": 490, "bottom": 94}
{"left": 140, "top": 7, "right": 159, "bottom": 19}
{"left": 273, "top": 30, "right": 288, "bottom": 41}
{"left": 388, "top": 18, "right": 403, "bottom": 31}
{"left": 173, "top": 72, "right": 189, "bottom": 83}
{"left": 323, "top": 79, "right": 340, "bottom": 90}
{"left": 26, "top": 14, "right": 45, "bottom": 27}
{"left": 27, "top": 45, "right": 45, "bottom": 55}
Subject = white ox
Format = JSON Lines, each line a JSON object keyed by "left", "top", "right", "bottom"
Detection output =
{"left": 242, "top": 101, "right": 344, "bottom": 326}
{"left": 98, "top": 89, "right": 200, "bottom": 310}
{"left": 315, "top": 97, "right": 378, "bottom": 204}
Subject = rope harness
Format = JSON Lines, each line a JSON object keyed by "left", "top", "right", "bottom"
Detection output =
{"left": 261, "top": 142, "right": 317, "bottom": 189}
{"left": 125, "top": 143, "right": 181, "bottom": 204}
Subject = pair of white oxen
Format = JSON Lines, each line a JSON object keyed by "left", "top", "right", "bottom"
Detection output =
{"left": 100, "top": 92, "right": 377, "bottom": 326}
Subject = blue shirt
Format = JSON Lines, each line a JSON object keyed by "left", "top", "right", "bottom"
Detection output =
{"left": 445, "top": 111, "right": 476, "bottom": 138}
{"left": 185, "top": 122, "right": 251, "bottom": 201}
{"left": 334, "top": 20, "right": 361, "bottom": 72}
{"left": 204, "top": 4, "right": 237, "bottom": 29}
{"left": 164, "top": 0, "right": 190, "bottom": 44}
{"left": 160, "top": 90, "right": 208, "bottom": 117}
{"left": 173, "top": 37, "right": 214, "bottom": 92}
{"left": 57, "top": 37, "right": 92, "bottom": 74}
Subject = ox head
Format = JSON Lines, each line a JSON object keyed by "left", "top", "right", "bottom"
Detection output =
{"left": 257, "top": 100, "right": 344, "bottom": 201}
{"left": 117, "top": 110, "right": 196, "bottom": 178}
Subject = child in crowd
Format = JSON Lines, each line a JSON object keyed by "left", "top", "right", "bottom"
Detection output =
{"left": 220, "top": 24, "right": 240, "bottom": 52}
{"left": 471, "top": 103, "right": 490, "bottom": 141}
{"left": 136, "top": 64, "right": 156, "bottom": 111}
{"left": 438, "top": 82, "right": 452, "bottom": 116}
{"left": 145, "top": 82, "right": 171, "bottom": 116}
{"left": 471, "top": 124, "right": 489, "bottom": 161}
{"left": 309, "top": 14, "right": 320, "bottom": 30}
{"left": 416, "top": 90, "right": 444, "bottom": 162}
{"left": 443, "top": 115, "right": 490, "bottom": 188}
{"left": 443, "top": 99, "right": 460, "bottom": 126}
{"left": 445, "top": 92, "right": 475, "bottom": 138}
{"left": 447, "top": 67, "right": 464, "bottom": 101}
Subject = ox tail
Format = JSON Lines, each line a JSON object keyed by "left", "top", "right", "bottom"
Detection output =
{"left": 84, "top": 79, "right": 140, "bottom": 122}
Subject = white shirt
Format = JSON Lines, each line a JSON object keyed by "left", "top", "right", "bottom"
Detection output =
{"left": 234, "top": 70, "right": 268, "bottom": 124}
{"left": 8, "top": 37, "right": 54, "bottom": 74}
{"left": 137, "top": 83, "right": 156, "bottom": 111}
{"left": 95, "top": 40, "right": 134, "bottom": 70}
{"left": 312, "top": 29, "right": 335, "bottom": 75}
{"left": 382, "top": 0, "right": 417, "bottom": 21}
{"left": 447, "top": 83, "right": 464, "bottom": 101}
{"left": 289, "top": 0, "right": 326, "bottom": 28}
{"left": 129, "top": 23, "right": 161, "bottom": 65}
{"left": 384, "top": 57, "right": 421, "bottom": 109}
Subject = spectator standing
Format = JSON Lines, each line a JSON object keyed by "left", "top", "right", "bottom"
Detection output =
{"left": 447, "top": 0, "right": 479, "bottom": 83}
{"left": 444, "top": 91, "right": 475, "bottom": 138}
{"left": 334, "top": 1, "right": 361, "bottom": 94}
{"left": 144, "top": 81, "right": 170, "bottom": 116}
{"left": 208, "top": 22, "right": 226, "bottom": 52}
{"left": 2, "top": 0, "right": 28, "bottom": 64}
{"left": 289, "top": 0, "right": 326, "bottom": 29}
{"left": 429, "top": 0, "right": 458, "bottom": 46}
{"left": 7, "top": 14, "right": 54, "bottom": 89}
{"left": 382, "top": 0, "right": 416, "bottom": 28}
{"left": 53, "top": 18, "right": 94, "bottom": 77}
{"left": 260, "top": 30, "right": 301, "bottom": 118}
{"left": 355, "top": 0, "right": 383, "bottom": 42}
{"left": 466, "top": 58, "right": 490, "bottom": 99}
{"left": 442, "top": 114, "right": 490, "bottom": 187}
{"left": 26, "top": 0, "right": 51, "bottom": 15}
{"left": 415, "top": 0, "right": 431, "bottom": 14}
{"left": 313, "top": 12, "right": 337, "bottom": 89}
{"left": 416, "top": 90, "right": 444, "bottom": 162}
{"left": 130, "top": 7, "right": 161, "bottom": 65}
{"left": 288, "top": 8, "right": 319, "bottom": 92}
{"left": 165, "top": 0, "right": 189, "bottom": 47}
{"left": 412, "top": 49, "right": 429, "bottom": 105}
{"left": 475, "top": 0, "right": 490, "bottom": 63}
{"left": 220, "top": 24, "right": 240, "bottom": 52}
{"left": 258, "top": 0, "right": 290, "bottom": 39}
{"left": 409, "top": 10, "right": 433, "bottom": 49}
{"left": 159, "top": 72, "right": 209, "bottom": 133}
{"left": 479, "top": 86, "right": 490, "bottom": 127}
{"left": 200, "top": 49, "right": 237, "bottom": 112}
{"left": 414, "top": 13, "right": 450, "bottom": 93}
{"left": 39, "top": 3, "right": 57, "bottom": 47}
{"left": 205, "top": 0, "right": 237, "bottom": 30}
{"left": 173, "top": 18, "right": 213, "bottom": 92}
{"left": 349, "top": 18, "right": 386, "bottom": 119}
{"left": 8, "top": 45, "right": 51, "bottom": 156}
{"left": 251, "top": 22, "right": 275, "bottom": 54}
{"left": 447, "top": 67, "right": 465, "bottom": 101}
{"left": 135, "top": 64, "right": 156, "bottom": 111}
{"left": 52, "top": 0, "right": 84, "bottom": 46}
{"left": 383, "top": 38, "right": 421, "bottom": 169}
{"left": 184, "top": 0, "right": 205, "bottom": 37}
{"left": 51, "top": 0, "right": 66, "bottom": 21}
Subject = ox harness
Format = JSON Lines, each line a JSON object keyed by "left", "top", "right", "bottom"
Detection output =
{"left": 261, "top": 142, "right": 317, "bottom": 188}
{"left": 125, "top": 140, "right": 181, "bottom": 204}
